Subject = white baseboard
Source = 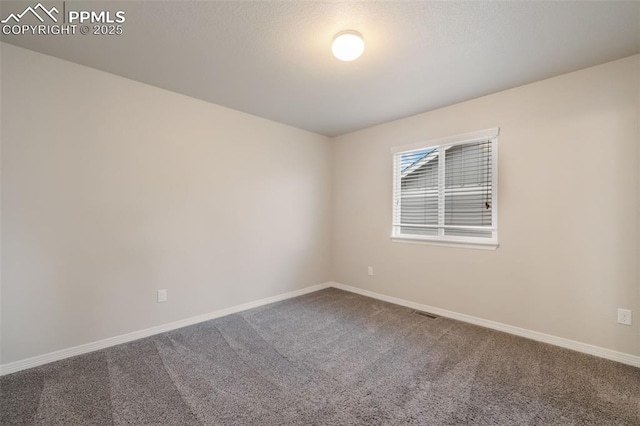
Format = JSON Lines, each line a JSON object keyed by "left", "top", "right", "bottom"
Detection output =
{"left": 0, "top": 282, "right": 331, "bottom": 376}
{"left": 329, "top": 282, "right": 640, "bottom": 369}
{"left": 3, "top": 281, "right": 638, "bottom": 375}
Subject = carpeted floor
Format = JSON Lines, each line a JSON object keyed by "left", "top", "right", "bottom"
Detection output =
{"left": 1, "top": 288, "right": 639, "bottom": 425}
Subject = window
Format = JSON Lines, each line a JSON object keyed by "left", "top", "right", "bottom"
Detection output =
{"left": 391, "top": 128, "right": 498, "bottom": 248}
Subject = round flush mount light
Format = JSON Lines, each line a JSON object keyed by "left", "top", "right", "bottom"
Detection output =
{"left": 332, "top": 31, "right": 365, "bottom": 61}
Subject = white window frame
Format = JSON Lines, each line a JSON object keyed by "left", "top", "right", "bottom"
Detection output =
{"left": 391, "top": 128, "right": 499, "bottom": 250}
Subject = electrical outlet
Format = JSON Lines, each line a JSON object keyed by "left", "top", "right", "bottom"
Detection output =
{"left": 157, "top": 289, "right": 168, "bottom": 303}
{"left": 367, "top": 266, "right": 374, "bottom": 276}
{"left": 617, "top": 308, "right": 632, "bottom": 326}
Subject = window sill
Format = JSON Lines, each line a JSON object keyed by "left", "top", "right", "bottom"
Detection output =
{"left": 391, "top": 236, "right": 499, "bottom": 250}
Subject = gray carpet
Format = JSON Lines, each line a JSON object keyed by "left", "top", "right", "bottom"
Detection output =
{"left": 1, "top": 288, "right": 639, "bottom": 425}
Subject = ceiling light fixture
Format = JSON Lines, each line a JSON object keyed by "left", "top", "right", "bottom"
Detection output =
{"left": 332, "top": 31, "right": 365, "bottom": 61}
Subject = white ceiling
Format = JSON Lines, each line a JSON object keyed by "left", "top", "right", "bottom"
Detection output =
{"left": 2, "top": 1, "right": 639, "bottom": 136}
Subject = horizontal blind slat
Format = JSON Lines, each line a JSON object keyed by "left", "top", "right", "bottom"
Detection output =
{"left": 393, "top": 137, "right": 494, "bottom": 240}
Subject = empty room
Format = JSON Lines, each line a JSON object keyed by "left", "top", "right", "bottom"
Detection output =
{"left": 1, "top": 1, "right": 639, "bottom": 424}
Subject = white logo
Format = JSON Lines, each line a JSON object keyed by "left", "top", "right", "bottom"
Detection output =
{"left": 1, "top": 3, "right": 59, "bottom": 24}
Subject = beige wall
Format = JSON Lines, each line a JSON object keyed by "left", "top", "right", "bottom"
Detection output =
{"left": 2, "top": 43, "right": 638, "bottom": 365}
{"left": 1, "top": 44, "right": 332, "bottom": 364}
{"left": 331, "top": 55, "right": 640, "bottom": 356}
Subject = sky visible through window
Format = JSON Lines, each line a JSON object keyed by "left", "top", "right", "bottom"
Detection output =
{"left": 401, "top": 149, "right": 434, "bottom": 172}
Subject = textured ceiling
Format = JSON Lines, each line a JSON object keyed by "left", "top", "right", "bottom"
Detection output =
{"left": 2, "top": 1, "right": 639, "bottom": 136}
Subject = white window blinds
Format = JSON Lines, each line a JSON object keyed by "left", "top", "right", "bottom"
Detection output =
{"left": 392, "top": 129, "right": 498, "bottom": 246}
